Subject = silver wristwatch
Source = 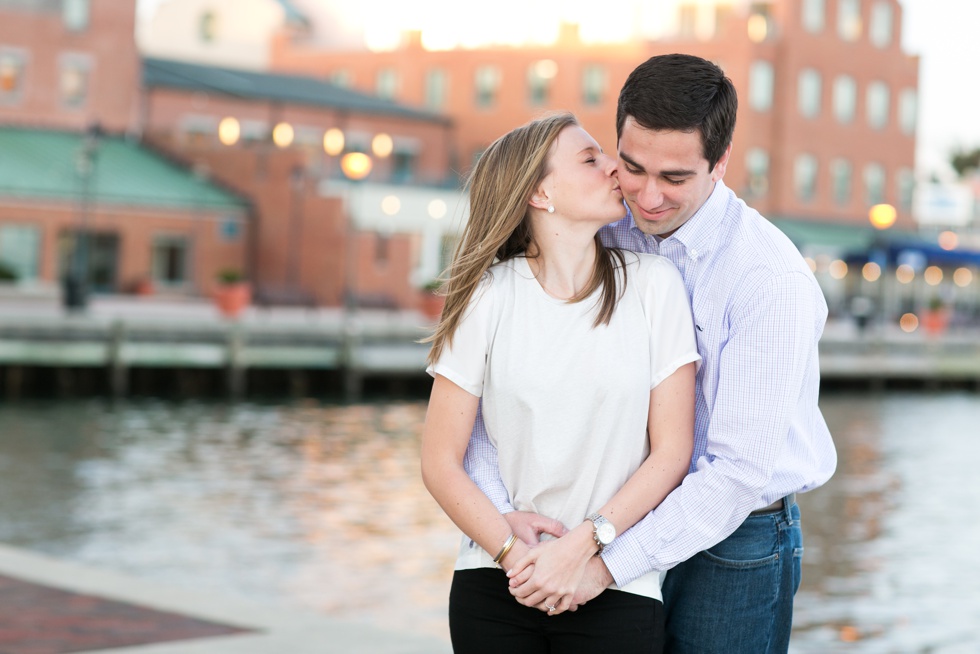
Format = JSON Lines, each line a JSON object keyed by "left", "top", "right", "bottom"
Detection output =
{"left": 587, "top": 513, "right": 616, "bottom": 552}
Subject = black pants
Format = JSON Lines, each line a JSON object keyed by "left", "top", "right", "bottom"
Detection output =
{"left": 449, "top": 568, "right": 664, "bottom": 653}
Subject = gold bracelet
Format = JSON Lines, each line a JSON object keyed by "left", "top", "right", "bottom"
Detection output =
{"left": 492, "top": 533, "right": 518, "bottom": 566}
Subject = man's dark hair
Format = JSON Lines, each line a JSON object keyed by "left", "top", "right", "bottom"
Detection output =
{"left": 616, "top": 53, "right": 738, "bottom": 171}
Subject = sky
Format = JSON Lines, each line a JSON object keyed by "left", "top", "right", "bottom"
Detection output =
{"left": 135, "top": 0, "right": 980, "bottom": 179}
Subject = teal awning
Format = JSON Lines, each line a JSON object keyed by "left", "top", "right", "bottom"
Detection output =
{"left": 769, "top": 218, "right": 877, "bottom": 252}
{"left": 0, "top": 127, "right": 248, "bottom": 212}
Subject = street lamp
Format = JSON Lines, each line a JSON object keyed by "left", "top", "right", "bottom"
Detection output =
{"left": 64, "top": 122, "right": 101, "bottom": 312}
{"left": 339, "top": 151, "right": 372, "bottom": 402}
{"left": 867, "top": 203, "right": 896, "bottom": 329}
{"left": 339, "top": 151, "right": 372, "bottom": 309}
{"left": 286, "top": 166, "right": 305, "bottom": 291}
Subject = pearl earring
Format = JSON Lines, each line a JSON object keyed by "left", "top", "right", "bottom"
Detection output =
{"left": 547, "top": 205, "right": 555, "bottom": 214}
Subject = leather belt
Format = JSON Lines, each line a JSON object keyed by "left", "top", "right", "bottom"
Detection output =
{"left": 749, "top": 493, "right": 796, "bottom": 516}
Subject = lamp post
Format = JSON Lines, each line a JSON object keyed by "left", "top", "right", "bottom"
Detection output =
{"left": 868, "top": 203, "right": 896, "bottom": 330}
{"left": 339, "top": 151, "right": 372, "bottom": 402}
{"left": 286, "top": 166, "right": 305, "bottom": 293}
{"left": 64, "top": 123, "right": 101, "bottom": 312}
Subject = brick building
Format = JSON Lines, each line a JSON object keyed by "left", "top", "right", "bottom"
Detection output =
{"left": 0, "top": 0, "right": 463, "bottom": 312}
{"left": 270, "top": 0, "right": 920, "bottom": 241}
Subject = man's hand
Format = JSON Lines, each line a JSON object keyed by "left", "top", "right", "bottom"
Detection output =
{"left": 504, "top": 511, "right": 567, "bottom": 547}
{"left": 565, "top": 555, "right": 614, "bottom": 611}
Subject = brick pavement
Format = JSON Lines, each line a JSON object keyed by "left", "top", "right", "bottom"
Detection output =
{"left": 0, "top": 574, "right": 252, "bottom": 654}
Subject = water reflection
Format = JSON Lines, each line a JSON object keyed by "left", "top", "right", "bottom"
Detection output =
{"left": 792, "top": 392, "right": 980, "bottom": 653}
{"left": 0, "top": 393, "right": 978, "bottom": 650}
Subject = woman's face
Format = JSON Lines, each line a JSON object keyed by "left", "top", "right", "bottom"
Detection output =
{"left": 540, "top": 125, "right": 625, "bottom": 225}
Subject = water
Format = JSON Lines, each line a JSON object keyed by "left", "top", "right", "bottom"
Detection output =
{"left": 0, "top": 392, "right": 978, "bottom": 651}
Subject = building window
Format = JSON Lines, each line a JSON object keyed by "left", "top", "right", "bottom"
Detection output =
{"left": 794, "top": 153, "right": 818, "bottom": 202}
{"left": 424, "top": 68, "right": 447, "bottom": 110}
{"left": 474, "top": 66, "right": 500, "bottom": 108}
{"left": 59, "top": 54, "right": 91, "bottom": 108}
{"left": 832, "top": 75, "right": 857, "bottom": 124}
{"left": 376, "top": 68, "right": 398, "bottom": 100}
{"left": 63, "top": 0, "right": 90, "bottom": 32}
{"left": 151, "top": 236, "right": 191, "bottom": 286}
{"left": 748, "top": 60, "right": 774, "bottom": 112}
{"left": 199, "top": 11, "right": 217, "bottom": 42}
{"left": 869, "top": 1, "right": 893, "bottom": 48}
{"left": 866, "top": 81, "right": 890, "bottom": 129}
{"left": 897, "top": 168, "right": 915, "bottom": 212}
{"left": 331, "top": 70, "right": 352, "bottom": 88}
{"left": 830, "top": 158, "right": 852, "bottom": 205}
{"left": 837, "top": 0, "right": 861, "bottom": 42}
{"left": 802, "top": 0, "right": 825, "bottom": 33}
{"left": 678, "top": 4, "right": 698, "bottom": 38}
{"left": 899, "top": 88, "right": 917, "bottom": 135}
{"left": 0, "top": 50, "right": 26, "bottom": 104}
{"left": 392, "top": 150, "right": 416, "bottom": 183}
{"left": 0, "top": 224, "right": 41, "bottom": 282}
{"left": 582, "top": 64, "right": 607, "bottom": 107}
{"left": 713, "top": 4, "right": 734, "bottom": 36}
{"left": 798, "top": 68, "right": 821, "bottom": 119}
{"left": 745, "top": 148, "right": 769, "bottom": 197}
{"left": 864, "top": 163, "right": 886, "bottom": 206}
{"left": 527, "top": 60, "right": 557, "bottom": 107}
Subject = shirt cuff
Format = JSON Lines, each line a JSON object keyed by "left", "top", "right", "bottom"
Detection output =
{"left": 601, "top": 528, "right": 649, "bottom": 588}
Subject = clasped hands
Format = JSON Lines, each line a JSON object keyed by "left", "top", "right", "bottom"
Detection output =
{"left": 502, "top": 511, "right": 613, "bottom": 616}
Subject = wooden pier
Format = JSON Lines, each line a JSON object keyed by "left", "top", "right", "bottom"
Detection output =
{"left": 1, "top": 309, "right": 979, "bottom": 399}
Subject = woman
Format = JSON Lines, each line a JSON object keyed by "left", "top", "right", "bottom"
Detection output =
{"left": 421, "top": 112, "right": 699, "bottom": 652}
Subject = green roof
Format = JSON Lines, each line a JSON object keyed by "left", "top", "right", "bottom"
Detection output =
{"left": 143, "top": 57, "right": 450, "bottom": 125}
{"left": 769, "top": 218, "right": 876, "bottom": 252}
{"left": 0, "top": 127, "right": 248, "bottom": 212}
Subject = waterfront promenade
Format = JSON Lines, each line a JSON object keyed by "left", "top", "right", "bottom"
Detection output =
{"left": 0, "top": 542, "right": 452, "bottom": 654}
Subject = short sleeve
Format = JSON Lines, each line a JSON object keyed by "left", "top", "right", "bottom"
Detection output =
{"left": 425, "top": 276, "right": 495, "bottom": 397}
{"left": 639, "top": 256, "right": 701, "bottom": 388}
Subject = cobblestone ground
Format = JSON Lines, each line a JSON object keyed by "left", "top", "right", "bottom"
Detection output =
{"left": 0, "top": 574, "right": 252, "bottom": 654}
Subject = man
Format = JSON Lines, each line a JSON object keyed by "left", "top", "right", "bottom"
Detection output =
{"left": 465, "top": 53, "right": 837, "bottom": 652}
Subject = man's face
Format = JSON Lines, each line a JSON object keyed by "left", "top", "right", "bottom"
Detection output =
{"left": 617, "top": 116, "right": 731, "bottom": 238}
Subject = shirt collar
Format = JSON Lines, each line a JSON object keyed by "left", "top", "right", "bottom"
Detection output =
{"left": 628, "top": 180, "right": 730, "bottom": 260}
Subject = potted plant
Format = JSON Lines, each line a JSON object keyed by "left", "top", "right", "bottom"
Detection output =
{"left": 0, "top": 260, "right": 17, "bottom": 285}
{"left": 420, "top": 278, "right": 445, "bottom": 320}
{"left": 921, "top": 295, "right": 949, "bottom": 336}
{"left": 213, "top": 268, "right": 251, "bottom": 318}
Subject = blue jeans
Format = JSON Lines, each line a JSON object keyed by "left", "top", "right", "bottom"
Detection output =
{"left": 660, "top": 499, "right": 803, "bottom": 653}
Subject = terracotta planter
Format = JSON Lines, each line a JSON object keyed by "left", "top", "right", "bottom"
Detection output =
{"left": 921, "top": 309, "right": 949, "bottom": 336}
{"left": 213, "top": 282, "right": 252, "bottom": 318}
{"left": 420, "top": 291, "right": 445, "bottom": 320}
{"left": 134, "top": 279, "right": 154, "bottom": 296}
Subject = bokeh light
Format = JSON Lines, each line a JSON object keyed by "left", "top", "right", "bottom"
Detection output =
{"left": 862, "top": 262, "right": 881, "bottom": 282}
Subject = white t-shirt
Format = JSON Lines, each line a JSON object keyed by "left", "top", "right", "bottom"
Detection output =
{"left": 427, "top": 251, "right": 700, "bottom": 600}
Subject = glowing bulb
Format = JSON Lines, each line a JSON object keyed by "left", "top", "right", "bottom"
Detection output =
{"left": 272, "top": 122, "right": 294, "bottom": 148}
{"left": 324, "top": 128, "right": 345, "bottom": 156}
{"left": 372, "top": 133, "right": 394, "bottom": 158}
{"left": 381, "top": 195, "right": 401, "bottom": 216}
{"left": 862, "top": 262, "right": 881, "bottom": 282}
{"left": 869, "top": 203, "right": 897, "bottom": 230}
{"left": 218, "top": 117, "right": 240, "bottom": 146}
{"left": 340, "top": 152, "right": 373, "bottom": 180}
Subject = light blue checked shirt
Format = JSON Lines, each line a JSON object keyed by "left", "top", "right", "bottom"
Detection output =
{"left": 463, "top": 180, "right": 837, "bottom": 587}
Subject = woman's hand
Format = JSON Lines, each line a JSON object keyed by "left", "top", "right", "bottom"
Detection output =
{"left": 504, "top": 511, "right": 567, "bottom": 547}
{"left": 505, "top": 521, "right": 597, "bottom": 615}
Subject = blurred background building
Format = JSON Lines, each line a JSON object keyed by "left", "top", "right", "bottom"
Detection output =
{"left": 1, "top": 0, "right": 979, "bottom": 324}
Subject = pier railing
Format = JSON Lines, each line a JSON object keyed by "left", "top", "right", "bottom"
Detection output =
{"left": 1, "top": 313, "right": 979, "bottom": 397}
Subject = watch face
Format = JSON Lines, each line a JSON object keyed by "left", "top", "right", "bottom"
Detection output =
{"left": 596, "top": 521, "right": 616, "bottom": 544}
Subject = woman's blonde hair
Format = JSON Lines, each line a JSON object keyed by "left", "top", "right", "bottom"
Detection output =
{"left": 425, "top": 112, "right": 626, "bottom": 365}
